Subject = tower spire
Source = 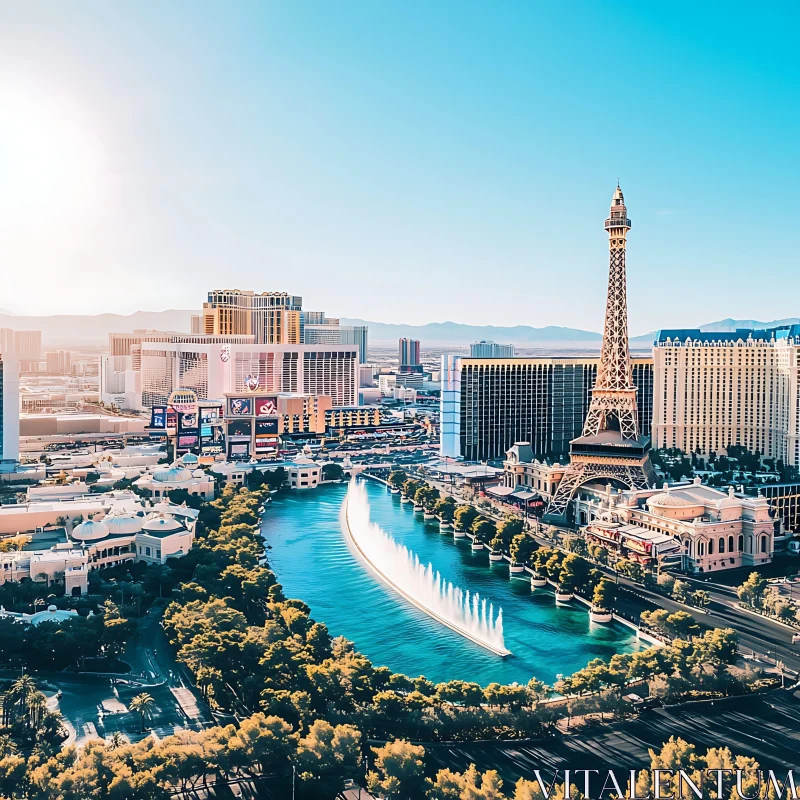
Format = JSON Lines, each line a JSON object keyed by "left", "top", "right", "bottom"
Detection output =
{"left": 543, "top": 186, "right": 655, "bottom": 522}
{"left": 582, "top": 184, "right": 638, "bottom": 438}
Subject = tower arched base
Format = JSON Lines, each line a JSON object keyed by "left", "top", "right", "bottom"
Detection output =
{"left": 542, "top": 459, "right": 656, "bottom": 525}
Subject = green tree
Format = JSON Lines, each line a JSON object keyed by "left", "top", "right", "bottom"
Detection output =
{"left": 565, "top": 535, "right": 588, "bottom": 556}
{"left": 402, "top": 479, "right": 420, "bottom": 499}
{"left": 671, "top": 579, "right": 692, "bottom": 604}
{"left": 587, "top": 542, "right": 609, "bottom": 565}
{"left": 592, "top": 579, "right": 615, "bottom": 610}
{"left": 453, "top": 505, "right": 479, "bottom": 532}
{"left": 387, "top": 470, "right": 407, "bottom": 490}
{"left": 495, "top": 516, "right": 524, "bottom": 549}
{"left": 558, "top": 554, "right": 591, "bottom": 592}
{"left": 228, "top": 713, "right": 297, "bottom": 775}
{"left": 736, "top": 572, "right": 768, "bottom": 608}
{"left": 366, "top": 740, "right": 426, "bottom": 799}
{"left": 471, "top": 518, "right": 496, "bottom": 544}
{"left": 434, "top": 496, "right": 456, "bottom": 523}
{"left": 509, "top": 533, "right": 537, "bottom": 566}
{"left": 615, "top": 558, "right": 645, "bottom": 583}
{"left": 129, "top": 692, "right": 156, "bottom": 733}
{"left": 296, "top": 720, "right": 361, "bottom": 796}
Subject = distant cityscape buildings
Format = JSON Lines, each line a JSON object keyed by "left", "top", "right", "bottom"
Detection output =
{"left": 0, "top": 328, "right": 42, "bottom": 372}
{"left": 470, "top": 340, "right": 515, "bottom": 358}
{"left": 201, "top": 289, "right": 303, "bottom": 344}
{"left": 46, "top": 350, "right": 72, "bottom": 375}
{"left": 302, "top": 314, "right": 368, "bottom": 364}
{"left": 398, "top": 338, "right": 421, "bottom": 373}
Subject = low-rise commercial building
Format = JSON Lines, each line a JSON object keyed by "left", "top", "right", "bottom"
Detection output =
{"left": 325, "top": 406, "right": 381, "bottom": 433}
{"left": 134, "top": 460, "right": 216, "bottom": 500}
{"left": 0, "top": 501, "right": 197, "bottom": 594}
{"left": 585, "top": 480, "right": 775, "bottom": 573}
{"left": 223, "top": 393, "right": 333, "bottom": 459}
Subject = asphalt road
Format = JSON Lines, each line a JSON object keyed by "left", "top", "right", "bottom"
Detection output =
{"left": 424, "top": 689, "right": 800, "bottom": 783}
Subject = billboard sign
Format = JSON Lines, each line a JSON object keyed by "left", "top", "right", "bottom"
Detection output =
{"left": 228, "top": 441, "right": 251, "bottom": 461}
{"left": 166, "top": 407, "right": 178, "bottom": 435}
{"left": 201, "top": 425, "right": 225, "bottom": 454}
{"left": 200, "top": 404, "right": 223, "bottom": 425}
{"left": 254, "top": 418, "right": 280, "bottom": 453}
{"left": 255, "top": 396, "right": 278, "bottom": 417}
{"left": 150, "top": 406, "right": 167, "bottom": 430}
{"left": 228, "top": 397, "right": 252, "bottom": 416}
{"left": 177, "top": 434, "right": 199, "bottom": 450}
{"left": 178, "top": 412, "right": 199, "bottom": 432}
{"left": 227, "top": 418, "right": 252, "bottom": 439}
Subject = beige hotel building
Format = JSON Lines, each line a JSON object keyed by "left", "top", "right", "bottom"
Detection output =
{"left": 652, "top": 326, "right": 800, "bottom": 466}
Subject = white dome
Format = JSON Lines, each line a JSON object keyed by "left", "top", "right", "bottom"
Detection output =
{"left": 104, "top": 515, "right": 144, "bottom": 535}
{"left": 141, "top": 517, "right": 186, "bottom": 535}
{"left": 192, "top": 469, "right": 204, "bottom": 478}
{"left": 154, "top": 466, "right": 193, "bottom": 483}
{"left": 647, "top": 492, "right": 691, "bottom": 508}
{"left": 72, "top": 519, "right": 110, "bottom": 541}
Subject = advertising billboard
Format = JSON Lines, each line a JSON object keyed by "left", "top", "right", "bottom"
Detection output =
{"left": 200, "top": 404, "right": 223, "bottom": 425}
{"left": 178, "top": 434, "right": 199, "bottom": 449}
{"left": 150, "top": 405, "right": 167, "bottom": 429}
{"left": 201, "top": 425, "right": 224, "bottom": 452}
{"left": 178, "top": 412, "right": 199, "bottom": 433}
{"left": 199, "top": 403, "right": 224, "bottom": 453}
{"left": 228, "top": 397, "right": 252, "bottom": 416}
{"left": 254, "top": 396, "right": 278, "bottom": 417}
{"left": 227, "top": 418, "right": 252, "bottom": 439}
{"left": 254, "top": 418, "right": 280, "bottom": 453}
{"left": 166, "top": 407, "right": 178, "bottom": 434}
{"left": 228, "top": 441, "right": 251, "bottom": 461}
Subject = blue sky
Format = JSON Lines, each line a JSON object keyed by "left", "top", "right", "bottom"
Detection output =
{"left": 0, "top": 1, "right": 797, "bottom": 334}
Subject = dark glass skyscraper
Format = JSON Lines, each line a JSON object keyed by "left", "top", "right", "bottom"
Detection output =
{"left": 440, "top": 355, "right": 653, "bottom": 463}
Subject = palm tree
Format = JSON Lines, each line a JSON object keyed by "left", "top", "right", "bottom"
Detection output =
{"left": 0, "top": 734, "right": 17, "bottom": 757}
{"left": 129, "top": 692, "right": 156, "bottom": 733}
{"left": 107, "top": 731, "right": 126, "bottom": 750}
{"left": 5, "top": 674, "right": 41, "bottom": 729}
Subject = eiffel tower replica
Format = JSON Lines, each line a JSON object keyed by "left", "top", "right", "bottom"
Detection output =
{"left": 544, "top": 185, "right": 656, "bottom": 523}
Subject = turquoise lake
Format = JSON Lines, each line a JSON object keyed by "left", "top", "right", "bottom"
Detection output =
{"left": 262, "top": 479, "right": 642, "bottom": 685}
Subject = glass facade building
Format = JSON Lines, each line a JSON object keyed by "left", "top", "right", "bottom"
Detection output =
{"left": 441, "top": 355, "right": 653, "bottom": 462}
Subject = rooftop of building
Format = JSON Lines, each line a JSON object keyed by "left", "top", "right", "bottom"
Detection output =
{"left": 655, "top": 325, "right": 800, "bottom": 345}
{"left": 0, "top": 605, "right": 87, "bottom": 626}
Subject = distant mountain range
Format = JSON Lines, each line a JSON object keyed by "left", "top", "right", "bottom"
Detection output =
{"left": 696, "top": 317, "right": 800, "bottom": 332}
{"left": 0, "top": 310, "right": 195, "bottom": 347}
{"left": 341, "top": 319, "right": 601, "bottom": 346}
{"left": 1, "top": 309, "right": 798, "bottom": 349}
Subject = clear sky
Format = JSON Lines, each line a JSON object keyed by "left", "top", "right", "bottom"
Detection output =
{"left": 0, "top": 1, "right": 798, "bottom": 335}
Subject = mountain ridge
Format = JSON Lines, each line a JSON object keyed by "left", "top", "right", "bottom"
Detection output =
{"left": 1, "top": 310, "right": 798, "bottom": 349}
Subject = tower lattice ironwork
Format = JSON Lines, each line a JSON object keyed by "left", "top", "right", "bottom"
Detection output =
{"left": 544, "top": 186, "right": 655, "bottom": 521}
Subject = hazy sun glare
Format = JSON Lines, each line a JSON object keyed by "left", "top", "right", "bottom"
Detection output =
{"left": 0, "top": 84, "right": 106, "bottom": 227}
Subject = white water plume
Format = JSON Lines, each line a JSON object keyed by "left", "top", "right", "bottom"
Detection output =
{"left": 342, "top": 480, "right": 510, "bottom": 656}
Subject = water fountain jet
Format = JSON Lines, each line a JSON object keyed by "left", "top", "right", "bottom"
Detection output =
{"left": 342, "top": 480, "right": 510, "bottom": 657}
